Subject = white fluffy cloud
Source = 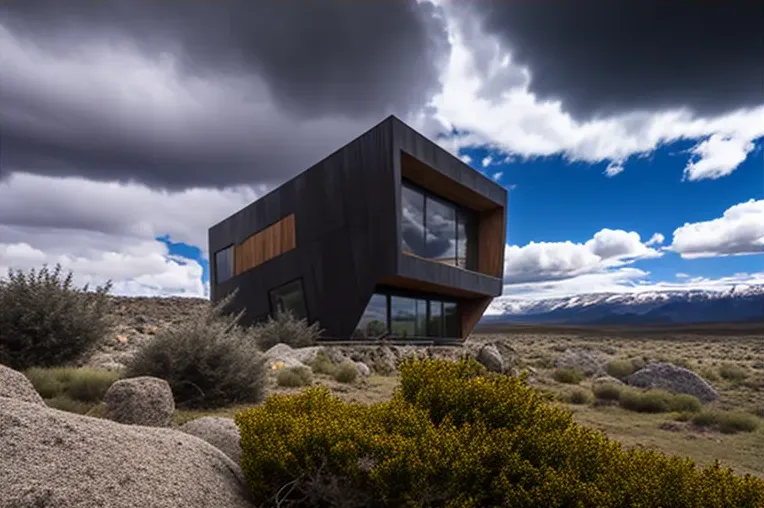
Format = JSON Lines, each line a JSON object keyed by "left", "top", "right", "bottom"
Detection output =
{"left": 646, "top": 233, "right": 665, "bottom": 246}
{"left": 425, "top": 7, "right": 764, "bottom": 180}
{"left": 670, "top": 199, "right": 764, "bottom": 258}
{"left": 503, "top": 228, "right": 660, "bottom": 284}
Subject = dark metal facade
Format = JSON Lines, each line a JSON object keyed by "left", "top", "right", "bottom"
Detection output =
{"left": 208, "top": 116, "right": 507, "bottom": 339}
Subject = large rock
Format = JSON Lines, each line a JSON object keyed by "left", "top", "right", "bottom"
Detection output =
{"left": 476, "top": 345, "right": 504, "bottom": 373}
{"left": 263, "top": 344, "right": 311, "bottom": 369}
{"left": 0, "top": 397, "right": 253, "bottom": 508}
{"left": 355, "top": 361, "right": 371, "bottom": 377}
{"left": 556, "top": 348, "right": 607, "bottom": 377}
{"left": 179, "top": 417, "right": 241, "bottom": 464}
{"left": 104, "top": 376, "right": 175, "bottom": 427}
{"left": 625, "top": 362, "right": 719, "bottom": 403}
{"left": 0, "top": 364, "right": 44, "bottom": 406}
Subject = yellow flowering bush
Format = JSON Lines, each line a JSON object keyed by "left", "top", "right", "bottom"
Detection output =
{"left": 235, "top": 358, "right": 764, "bottom": 507}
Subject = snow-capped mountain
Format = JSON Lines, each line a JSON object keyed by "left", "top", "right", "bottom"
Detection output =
{"left": 482, "top": 285, "right": 764, "bottom": 325}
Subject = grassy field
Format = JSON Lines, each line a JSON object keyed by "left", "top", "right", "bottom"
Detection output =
{"left": 29, "top": 324, "right": 764, "bottom": 478}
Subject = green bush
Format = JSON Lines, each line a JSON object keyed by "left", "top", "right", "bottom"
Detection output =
{"left": 719, "top": 363, "right": 748, "bottom": 382}
{"left": 700, "top": 367, "right": 720, "bottom": 382}
{"left": 333, "top": 361, "right": 358, "bottom": 384}
{"left": 254, "top": 310, "right": 323, "bottom": 351}
{"left": 235, "top": 358, "right": 764, "bottom": 507}
{"left": 605, "top": 359, "right": 635, "bottom": 380}
{"left": 277, "top": 366, "right": 313, "bottom": 388}
{"left": 552, "top": 367, "right": 585, "bottom": 384}
{"left": 45, "top": 395, "right": 95, "bottom": 414}
{"left": 566, "top": 388, "right": 593, "bottom": 405}
{"left": 0, "top": 264, "right": 113, "bottom": 370}
{"left": 593, "top": 383, "right": 623, "bottom": 402}
{"left": 308, "top": 350, "right": 337, "bottom": 376}
{"left": 619, "top": 389, "right": 703, "bottom": 414}
{"left": 24, "top": 367, "right": 120, "bottom": 402}
{"left": 126, "top": 291, "right": 267, "bottom": 409}
{"left": 692, "top": 411, "right": 760, "bottom": 434}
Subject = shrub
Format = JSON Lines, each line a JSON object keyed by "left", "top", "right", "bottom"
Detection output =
{"left": 45, "top": 395, "right": 95, "bottom": 414}
{"left": 630, "top": 357, "right": 647, "bottom": 371}
{"left": 308, "top": 350, "right": 337, "bottom": 376}
{"left": 593, "top": 383, "right": 623, "bottom": 402}
{"left": 700, "top": 367, "right": 720, "bottom": 382}
{"left": 24, "top": 367, "right": 120, "bottom": 402}
{"left": 552, "top": 367, "right": 585, "bottom": 384}
{"left": 619, "top": 389, "right": 703, "bottom": 414}
{"left": 126, "top": 291, "right": 267, "bottom": 409}
{"left": 719, "top": 363, "right": 748, "bottom": 382}
{"left": 236, "top": 358, "right": 764, "bottom": 507}
{"left": 276, "top": 366, "right": 313, "bottom": 388}
{"left": 605, "top": 359, "right": 636, "bottom": 380}
{"left": 668, "top": 393, "right": 703, "bottom": 413}
{"left": 693, "top": 411, "right": 760, "bottom": 434}
{"left": 254, "top": 310, "right": 323, "bottom": 351}
{"left": 333, "top": 361, "right": 358, "bottom": 384}
{"left": 566, "top": 388, "right": 593, "bottom": 405}
{"left": 0, "top": 264, "right": 113, "bottom": 370}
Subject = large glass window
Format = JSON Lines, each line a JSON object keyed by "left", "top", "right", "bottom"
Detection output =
{"left": 353, "top": 292, "right": 460, "bottom": 339}
{"left": 401, "top": 184, "right": 426, "bottom": 257}
{"left": 269, "top": 279, "right": 308, "bottom": 321}
{"left": 214, "top": 245, "right": 234, "bottom": 283}
{"left": 353, "top": 293, "right": 388, "bottom": 339}
{"left": 401, "top": 182, "right": 477, "bottom": 270}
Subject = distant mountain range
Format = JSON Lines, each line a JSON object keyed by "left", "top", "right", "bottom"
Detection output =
{"left": 482, "top": 285, "right": 764, "bottom": 326}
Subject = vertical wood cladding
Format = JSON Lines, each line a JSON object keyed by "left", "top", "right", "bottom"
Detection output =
{"left": 461, "top": 297, "right": 493, "bottom": 339}
{"left": 477, "top": 207, "right": 506, "bottom": 279}
{"left": 234, "top": 214, "right": 296, "bottom": 275}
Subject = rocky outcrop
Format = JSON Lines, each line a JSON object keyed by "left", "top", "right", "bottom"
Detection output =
{"left": 625, "top": 362, "right": 719, "bottom": 403}
{"left": 475, "top": 345, "right": 504, "bottom": 373}
{"left": 104, "top": 376, "right": 175, "bottom": 427}
{"left": 0, "top": 364, "right": 44, "bottom": 405}
{"left": 179, "top": 417, "right": 242, "bottom": 464}
{"left": 0, "top": 396, "right": 253, "bottom": 508}
{"left": 556, "top": 348, "right": 607, "bottom": 377}
{"left": 263, "top": 344, "right": 312, "bottom": 369}
{"left": 355, "top": 361, "right": 371, "bottom": 377}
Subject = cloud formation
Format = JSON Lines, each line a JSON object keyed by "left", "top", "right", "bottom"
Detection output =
{"left": 0, "top": 1, "right": 449, "bottom": 188}
{"left": 670, "top": 199, "right": 764, "bottom": 259}
{"left": 462, "top": 1, "right": 762, "bottom": 119}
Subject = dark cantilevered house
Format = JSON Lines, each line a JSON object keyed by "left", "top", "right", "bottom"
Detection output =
{"left": 208, "top": 116, "right": 506, "bottom": 343}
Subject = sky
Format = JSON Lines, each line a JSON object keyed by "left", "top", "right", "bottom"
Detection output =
{"left": 0, "top": 0, "right": 762, "bottom": 305}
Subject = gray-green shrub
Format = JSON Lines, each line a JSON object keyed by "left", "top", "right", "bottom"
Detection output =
{"left": 552, "top": 367, "right": 585, "bottom": 384}
{"left": 277, "top": 366, "right": 313, "bottom": 388}
{"left": 254, "top": 310, "right": 323, "bottom": 351}
{"left": 333, "top": 361, "right": 358, "bottom": 384}
{"left": 566, "top": 388, "right": 593, "bottom": 405}
{"left": 605, "top": 359, "right": 636, "bottom": 380}
{"left": 24, "top": 367, "right": 120, "bottom": 402}
{"left": 692, "top": 411, "right": 760, "bottom": 434}
{"left": 593, "top": 383, "right": 623, "bottom": 402}
{"left": 719, "top": 363, "right": 748, "bottom": 382}
{"left": 0, "top": 264, "right": 113, "bottom": 370}
{"left": 126, "top": 291, "right": 267, "bottom": 409}
{"left": 309, "top": 350, "right": 337, "bottom": 376}
{"left": 619, "top": 389, "right": 702, "bottom": 414}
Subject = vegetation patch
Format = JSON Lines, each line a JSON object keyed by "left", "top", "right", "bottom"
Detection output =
{"left": 618, "top": 389, "right": 702, "bottom": 414}
{"left": 719, "top": 363, "right": 748, "bottom": 382}
{"left": 24, "top": 367, "right": 120, "bottom": 403}
{"left": 333, "top": 361, "right": 359, "bottom": 384}
{"left": 308, "top": 350, "right": 337, "bottom": 376}
{"left": 593, "top": 383, "right": 623, "bottom": 402}
{"left": 254, "top": 310, "right": 323, "bottom": 351}
{"left": 276, "top": 366, "right": 313, "bottom": 388}
{"left": 0, "top": 264, "right": 113, "bottom": 370}
{"left": 236, "top": 358, "right": 764, "bottom": 507}
{"left": 605, "top": 359, "right": 636, "bottom": 380}
{"left": 126, "top": 291, "right": 267, "bottom": 409}
{"left": 565, "top": 388, "right": 593, "bottom": 405}
{"left": 692, "top": 410, "right": 760, "bottom": 434}
{"left": 552, "top": 367, "right": 585, "bottom": 384}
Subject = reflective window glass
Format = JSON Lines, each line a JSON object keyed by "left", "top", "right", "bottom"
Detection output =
{"left": 269, "top": 279, "right": 308, "bottom": 321}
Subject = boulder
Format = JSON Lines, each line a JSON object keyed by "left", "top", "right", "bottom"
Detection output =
{"left": 0, "top": 397, "right": 253, "bottom": 508}
{"left": 0, "top": 364, "right": 44, "bottom": 405}
{"left": 179, "top": 417, "right": 241, "bottom": 464}
{"left": 555, "top": 348, "right": 607, "bottom": 377}
{"left": 263, "top": 344, "right": 310, "bottom": 369}
{"left": 104, "top": 376, "right": 175, "bottom": 427}
{"left": 625, "top": 362, "right": 719, "bottom": 403}
{"left": 355, "top": 361, "right": 371, "bottom": 377}
{"left": 476, "top": 345, "right": 504, "bottom": 373}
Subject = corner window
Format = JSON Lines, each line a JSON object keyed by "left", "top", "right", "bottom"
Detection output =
{"left": 214, "top": 245, "right": 234, "bottom": 283}
{"left": 269, "top": 279, "right": 308, "bottom": 321}
{"left": 353, "top": 292, "right": 461, "bottom": 340}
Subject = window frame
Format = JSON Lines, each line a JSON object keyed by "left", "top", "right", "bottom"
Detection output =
{"left": 214, "top": 244, "right": 235, "bottom": 284}
{"left": 400, "top": 179, "right": 478, "bottom": 270}
{"left": 268, "top": 277, "right": 309, "bottom": 322}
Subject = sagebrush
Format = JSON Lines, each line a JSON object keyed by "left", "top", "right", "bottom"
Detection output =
{"left": 24, "top": 367, "right": 120, "bottom": 402}
{"left": 277, "top": 366, "right": 313, "bottom": 388}
{"left": 236, "top": 358, "right": 764, "bottom": 507}
{"left": 254, "top": 310, "right": 323, "bottom": 351}
{"left": 126, "top": 290, "right": 267, "bottom": 409}
{"left": 0, "top": 264, "right": 113, "bottom": 370}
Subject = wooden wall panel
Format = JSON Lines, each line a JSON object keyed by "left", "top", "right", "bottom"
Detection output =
{"left": 461, "top": 297, "right": 493, "bottom": 339}
{"left": 234, "top": 214, "right": 296, "bottom": 275}
{"left": 478, "top": 206, "right": 505, "bottom": 278}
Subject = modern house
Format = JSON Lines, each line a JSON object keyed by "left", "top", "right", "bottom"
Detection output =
{"left": 208, "top": 116, "right": 507, "bottom": 343}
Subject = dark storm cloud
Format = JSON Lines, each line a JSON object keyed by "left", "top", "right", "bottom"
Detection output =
{"left": 0, "top": 0, "right": 449, "bottom": 189}
{"left": 462, "top": 0, "right": 763, "bottom": 119}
